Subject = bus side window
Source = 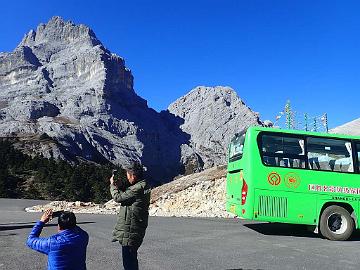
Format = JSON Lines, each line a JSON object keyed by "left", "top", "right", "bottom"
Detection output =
{"left": 260, "top": 134, "right": 305, "bottom": 168}
{"left": 307, "top": 137, "right": 354, "bottom": 173}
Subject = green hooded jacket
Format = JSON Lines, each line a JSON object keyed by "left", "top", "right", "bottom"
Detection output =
{"left": 110, "top": 179, "right": 151, "bottom": 247}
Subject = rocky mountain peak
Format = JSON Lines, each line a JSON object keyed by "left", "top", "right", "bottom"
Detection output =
{"left": 168, "top": 86, "right": 261, "bottom": 169}
{"left": 18, "top": 16, "right": 101, "bottom": 48}
{"left": 0, "top": 17, "right": 262, "bottom": 183}
{"left": 169, "top": 86, "right": 250, "bottom": 116}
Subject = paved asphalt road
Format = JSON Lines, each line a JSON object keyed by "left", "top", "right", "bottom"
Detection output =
{"left": 1, "top": 198, "right": 360, "bottom": 270}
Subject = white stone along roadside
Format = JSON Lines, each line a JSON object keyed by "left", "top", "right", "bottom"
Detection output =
{"left": 25, "top": 166, "right": 235, "bottom": 218}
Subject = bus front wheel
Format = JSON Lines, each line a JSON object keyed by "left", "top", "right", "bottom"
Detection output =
{"left": 319, "top": 205, "right": 354, "bottom": 241}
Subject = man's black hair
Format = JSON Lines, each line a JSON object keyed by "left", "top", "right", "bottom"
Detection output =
{"left": 124, "top": 162, "right": 144, "bottom": 179}
{"left": 58, "top": 211, "right": 77, "bottom": 230}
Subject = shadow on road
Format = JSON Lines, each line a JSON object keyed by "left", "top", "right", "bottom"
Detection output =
{"left": 0, "top": 221, "right": 95, "bottom": 232}
{"left": 0, "top": 221, "right": 40, "bottom": 226}
{"left": 348, "top": 231, "right": 360, "bottom": 241}
{"left": 0, "top": 233, "right": 17, "bottom": 237}
{"left": 244, "top": 223, "right": 318, "bottom": 238}
{"left": 226, "top": 269, "right": 264, "bottom": 270}
{"left": 244, "top": 222, "right": 360, "bottom": 241}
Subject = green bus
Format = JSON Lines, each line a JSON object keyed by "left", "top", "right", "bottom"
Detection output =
{"left": 226, "top": 126, "right": 360, "bottom": 240}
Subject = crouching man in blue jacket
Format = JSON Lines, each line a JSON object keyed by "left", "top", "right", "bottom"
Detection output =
{"left": 26, "top": 209, "right": 89, "bottom": 270}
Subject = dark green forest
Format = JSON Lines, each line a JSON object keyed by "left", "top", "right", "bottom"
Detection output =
{"left": 0, "top": 140, "right": 124, "bottom": 203}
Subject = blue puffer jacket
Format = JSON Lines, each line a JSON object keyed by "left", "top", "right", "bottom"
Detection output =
{"left": 26, "top": 221, "right": 89, "bottom": 270}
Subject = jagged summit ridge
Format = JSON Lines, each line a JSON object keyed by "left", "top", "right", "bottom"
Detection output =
{"left": 19, "top": 16, "right": 101, "bottom": 48}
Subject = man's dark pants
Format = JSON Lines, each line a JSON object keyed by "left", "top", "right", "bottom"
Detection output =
{"left": 122, "top": 246, "right": 138, "bottom": 270}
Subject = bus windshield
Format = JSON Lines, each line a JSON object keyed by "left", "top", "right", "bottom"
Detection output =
{"left": 229, "top": 132, "right": 245, "bottom": 161}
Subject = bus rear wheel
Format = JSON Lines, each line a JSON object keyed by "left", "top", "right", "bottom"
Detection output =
{"left": 319, "top": 205, "right": 354, "bottom": 241}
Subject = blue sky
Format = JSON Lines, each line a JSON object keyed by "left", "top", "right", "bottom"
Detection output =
{"left": 1, "top": 0, "right": 360, "bottom": 128}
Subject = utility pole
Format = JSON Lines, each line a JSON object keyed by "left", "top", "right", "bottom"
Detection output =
{"left": 285, "top": 100, "right": 292, "bottom": 129}
{"left": 321, "top": 113, "right": 329, "bottom": 133}
{"left": 304, "top": 113, "right": 308, "bottom": 131}
{"left": 313, "top": 117, "right": 317, "bottom": 132}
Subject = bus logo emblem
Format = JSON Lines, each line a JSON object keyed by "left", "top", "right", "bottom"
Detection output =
{"left": 268, "top": 172, "right": 281, "bottom": 186}
{"left": 285, "top": 172, "right": 301, "bottom": 188}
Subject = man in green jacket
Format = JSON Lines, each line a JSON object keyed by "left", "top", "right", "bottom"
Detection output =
{"left": 110, "top": 162, "right": 151, "bottom": 270}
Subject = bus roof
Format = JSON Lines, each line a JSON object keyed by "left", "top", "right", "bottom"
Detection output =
{"left": 247, "top": 126, "right": 360, "bottom": 140}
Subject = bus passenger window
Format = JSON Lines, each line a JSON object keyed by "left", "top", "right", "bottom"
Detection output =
{"left": 307, "top": 137, "right": 354, "bottom": 173}
{"left": 260, "top": 134, "right": 305, "bottom": 168}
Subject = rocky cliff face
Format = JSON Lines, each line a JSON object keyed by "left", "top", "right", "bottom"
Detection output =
{"left": 0, "top": 16, "right": 186, "bottom": 182}
{"left": 168, "top": 86, "right": 261, "bottom": 169}
{"left": 0, "top": 17, "right": 261, "bottom": 183}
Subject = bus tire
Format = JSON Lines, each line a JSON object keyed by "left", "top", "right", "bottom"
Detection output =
{"left": 319, "top": 205, "right": 354, "bottom": 241}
